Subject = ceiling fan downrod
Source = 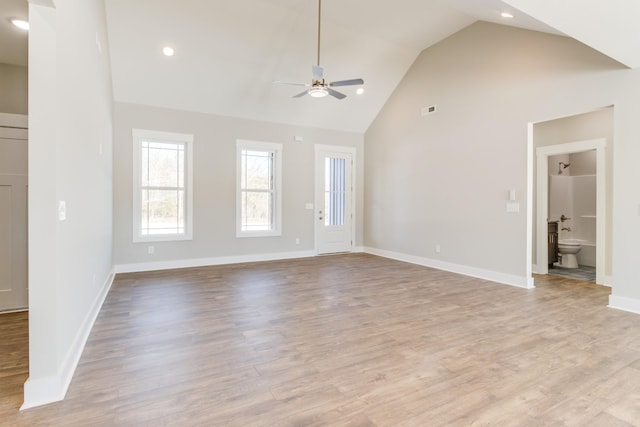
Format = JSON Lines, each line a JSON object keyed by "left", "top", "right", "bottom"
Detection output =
{"left": 317, "top": 0, "right": 322, "bottom": 67}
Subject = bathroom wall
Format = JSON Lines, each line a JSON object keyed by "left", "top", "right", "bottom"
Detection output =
{"left": 549, "top": 152, "right": 597, "bottom": 267}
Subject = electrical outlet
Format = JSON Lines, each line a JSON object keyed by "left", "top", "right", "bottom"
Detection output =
{"left": 295, "top": 238, "right": 300, "bottom": 245}
{"left": 148, "top": 246, "right": 154, "bottom": 255}
{"left": 435, "top": 244, "right": 441, "bottom": 253}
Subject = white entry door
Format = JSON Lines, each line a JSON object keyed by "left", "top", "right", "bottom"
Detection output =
{"left": 315, "top": 145, "right": 354, "bottom": 254}
{"left": 0, "top": 137, "right": 28, "bottom": 312}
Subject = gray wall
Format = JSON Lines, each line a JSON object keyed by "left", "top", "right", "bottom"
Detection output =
{"left": 0, "top": 63, "right": 28, "bottom": 114}
{"left": 364, "top": 21, "right": 640, "bottom": 306}
{"left": 112, "top": 102, "right": 364, "bottom": 267}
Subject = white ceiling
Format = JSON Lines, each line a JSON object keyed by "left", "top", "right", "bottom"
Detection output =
{"left": 504, "top": 0, "right": 640, "bottom": 69}
{"left": 103, "top": 0, "right": 567, "bottom": 133}
{"left": 1, "top": 1, "right": 638, "bottom": 133}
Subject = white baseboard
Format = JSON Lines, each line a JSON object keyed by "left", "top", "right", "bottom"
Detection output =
{"left": 114, "top": 250, "right": 317, "bottom": 274}
{"left": 0, "top": 308, "right": 28, "bottom": 314}
{"left": 364, "top": 247, "right": 534, "bottom": 289}
{"left": 608, "top": 295, "right": 640, "bottom": 315}
{"left": 532, "top": 263, "right": 546, "bottom": 275}
{"left": 21, "top": 270, "right": 116, "bottom": 410}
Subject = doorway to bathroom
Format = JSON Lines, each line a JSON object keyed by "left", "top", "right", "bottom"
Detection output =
{"left": 536, "top": 140, "right": 605, "bottom": 284}
{"left": 530, "top": 107, "right": 613, "bottom": 286}
{"left": 547, "top": 150, "right": 597, "bottom": 282}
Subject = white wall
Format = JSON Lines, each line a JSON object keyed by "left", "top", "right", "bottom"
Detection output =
{"left": 25, "top": 0, "right": 114, "bottom": 408}
{"left": 112, "top": 102, "right": 364, "bottom": 270}
{"left": 364, "top": 22, "right": 640, "bottom": 310}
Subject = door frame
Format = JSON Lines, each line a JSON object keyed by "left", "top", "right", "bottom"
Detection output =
{"left": 314, "top": 144, "right": 357, "bottom": 255}
{"left": 535, "top": 138, "right": 607, "bottom": 285}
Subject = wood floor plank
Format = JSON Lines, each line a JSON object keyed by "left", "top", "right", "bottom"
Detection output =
{"left": 2, "top": 254, "right": 640, "bottom": 426}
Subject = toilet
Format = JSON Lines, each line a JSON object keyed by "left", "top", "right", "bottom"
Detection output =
{"left": 557, "top": 239, "right": 583, "bottom": 269}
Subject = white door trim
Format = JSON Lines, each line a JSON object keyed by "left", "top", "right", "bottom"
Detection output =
{"left": 534, "top": 138, "right": 607, "bottom": 285}
{"left": 314, "top": 144, "right": 356, "bottom": 255}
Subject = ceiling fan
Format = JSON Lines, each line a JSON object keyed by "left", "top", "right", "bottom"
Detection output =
{"left": 275, "top": 0, "right": 364, "bottom": 100}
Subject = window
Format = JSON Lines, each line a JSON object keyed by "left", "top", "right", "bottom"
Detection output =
{"left": 132, "top": 129, "right": 193, "bottom": 242}
{"left": 324, "top": 157, "right": 346, "bottom": 226}
{"left": 236, "top": 140, "right": 282, "bottom": 237}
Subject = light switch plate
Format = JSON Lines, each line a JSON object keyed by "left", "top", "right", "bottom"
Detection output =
{"left": 58, "top": 200, "right": 66, "bottom": 221}
{"left": 506, "top": 202, "right": 520, "bottom": 213}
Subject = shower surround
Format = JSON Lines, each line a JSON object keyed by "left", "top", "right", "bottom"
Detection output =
{"left": 549, "top": 174, "right": 597, "bottom": 267}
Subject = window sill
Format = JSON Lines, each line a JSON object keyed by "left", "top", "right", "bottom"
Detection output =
{"left": 236, "top": 231, "right": 281, "bottom": 238}
{"left": 133, "top": 233, "right": 193, "bottom": 243}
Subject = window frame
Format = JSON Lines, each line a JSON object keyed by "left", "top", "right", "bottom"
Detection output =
{"left": 132, "top": 128, "right": 194, "bottom": 243}
{"left": 236, "top": 139, "right": 283, "bottom": 238}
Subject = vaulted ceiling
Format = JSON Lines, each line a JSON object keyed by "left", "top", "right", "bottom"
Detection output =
{"left": 1, "top": 1, "right": 638, "bottom": 133}
{"left": 103, "top": 0, "right": 564, "bottom": 133}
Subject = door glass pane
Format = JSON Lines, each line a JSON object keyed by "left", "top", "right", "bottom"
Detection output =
{"left": 324, "top": 157, "right": 345, "bottom": 226}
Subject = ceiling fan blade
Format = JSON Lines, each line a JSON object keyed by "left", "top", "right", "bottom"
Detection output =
{"left": 329, "top": 78, "right": 364, "bottom": 87}
{"left": 327, "top": 87, "right": 346, "bottom": 100}
{"left": 275, "top": 81, "right": 310, "bottom": 87}
{"left": 293, "top": 90, "right": 309, "bottom": 98}
{"left": 312, "top": 65, "right": 324, "bottom": 81}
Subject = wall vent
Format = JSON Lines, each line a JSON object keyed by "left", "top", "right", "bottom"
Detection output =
{"left": 421, "top": 105, "right": 437, "bottom": 116}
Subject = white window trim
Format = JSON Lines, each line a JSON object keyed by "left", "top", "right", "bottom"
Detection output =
{"left": 132, "top": 128, "right": 194, "bottom": 243}
{"left": 236, "top": 139, "right": 283, "bottom": 238}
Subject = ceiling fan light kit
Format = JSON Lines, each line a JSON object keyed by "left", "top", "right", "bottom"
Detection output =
{"left": 275, "top": 0, "right": 364, "bottom": 100}
{"left": 308, "top": 86, "right": 329, "bottom": 98}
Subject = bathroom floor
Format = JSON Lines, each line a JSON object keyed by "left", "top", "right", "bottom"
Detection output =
{"left": 548, "top": 265, "right": 596, "bottom": 282}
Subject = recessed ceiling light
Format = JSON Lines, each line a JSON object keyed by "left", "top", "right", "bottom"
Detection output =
{"left": 356, "top": 87, "right": 365, "bottom": 95}
{"left": 501, "top": 12, "right": 514, "bottom": 19}
{"left": 10, "top": 18, "right": 29, "bottom": 31}
{"left": 162, "top": 46, "right": 175, "bottom": 57}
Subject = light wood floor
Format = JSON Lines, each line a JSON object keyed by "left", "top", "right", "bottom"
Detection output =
{"left": 3, "top": 253, "right": 640, "bottom": 426}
